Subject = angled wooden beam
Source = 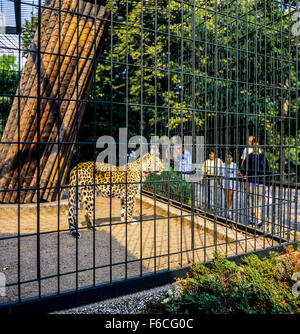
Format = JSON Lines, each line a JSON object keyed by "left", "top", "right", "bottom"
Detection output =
{"left": 0, "top": 0, "right": 110, "bottom": 203}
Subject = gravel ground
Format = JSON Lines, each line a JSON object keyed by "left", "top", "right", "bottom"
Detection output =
{"left": 52, "top": 283, "right": 179, "bottom": 314}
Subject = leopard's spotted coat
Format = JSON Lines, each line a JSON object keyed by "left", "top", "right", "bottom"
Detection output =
{"left": 68, "top": 153, "right": 162, "bottom": 238}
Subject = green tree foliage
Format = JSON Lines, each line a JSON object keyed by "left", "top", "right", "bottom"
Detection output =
{"left": 80, "top": 0, "right": 299, "bottom": 178}
{"left": 1, "top": 0, "right": 299, "bottom": 179}
{"left": 0, "top": 55, "right": 19, "bottom": 139}
{"left": 21, "top": 17, "right": 38, "bottom": 58}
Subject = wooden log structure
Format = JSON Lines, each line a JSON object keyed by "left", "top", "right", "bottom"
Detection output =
{"left": 0, "top": 0, "right": 110, "bottom": 203}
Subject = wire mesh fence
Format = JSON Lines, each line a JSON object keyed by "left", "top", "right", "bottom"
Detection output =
{"left": 0, "top": 0, "right": 298, "bottom": 313}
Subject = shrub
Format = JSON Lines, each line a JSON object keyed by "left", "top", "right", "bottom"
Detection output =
{"left": 146, "top": 248, "right": 300, "bottom": 314}
{"left": 144, "top": 168, "right": 192, "bottom": 204}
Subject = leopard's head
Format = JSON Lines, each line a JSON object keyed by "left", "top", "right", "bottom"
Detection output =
{"left": 138, "top": 153, "right": 163, "bottom": 175}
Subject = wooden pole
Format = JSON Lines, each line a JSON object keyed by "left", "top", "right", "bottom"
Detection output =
{"left": 41, "top": 7, "right": 109, "bottom": 202}
{"left": 25, "top": 1, "right": 101, "bottom": 202}
{"left": 0, "top": 0, "right": 54, "bottom": 151}
{"left": 8, "top": 0, "right": 89, "bottom": 203}
{"left": 0, "top": 0, "right": 70, "bottom": 202}
{"left": 0, "top": 0, "right": 56, "bottom": 173}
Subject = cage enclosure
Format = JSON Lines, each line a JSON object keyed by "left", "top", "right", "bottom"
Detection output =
{"left": 0, "top": 0, "right": 298, "bottom": 313}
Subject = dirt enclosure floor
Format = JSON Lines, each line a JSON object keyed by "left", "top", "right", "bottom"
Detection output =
{"left": 0, "top": 195, "right": 277, "bottom": 304}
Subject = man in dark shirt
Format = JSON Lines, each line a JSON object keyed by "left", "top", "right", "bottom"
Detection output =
{"left": 241, "top": 142, "right": 271, "bottom": 227}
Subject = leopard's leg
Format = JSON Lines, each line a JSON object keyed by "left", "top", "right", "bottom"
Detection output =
{"left": 120, "top": 194, "right": 137, "bottom": 224}
{"left": 68, "top": 185, "right": 82, "bottom": 239}
{"left": 120, "top": 197, "right": 127, "bottom": 223}
{"left": 127, "top": 195, "right": 137, "bottom": 224}
{"left": 120, "top": 197, "right": 135, "bottom": 223}
{"left": 83, "top": 187, "right": 98, "bottom": 230}
{"left": 120, "top": 186, "right": 138, "bottom": 224}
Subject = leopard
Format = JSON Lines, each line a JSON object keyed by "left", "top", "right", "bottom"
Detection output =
{"left": 68, "top": 153, "right": 163, "bottom": 238}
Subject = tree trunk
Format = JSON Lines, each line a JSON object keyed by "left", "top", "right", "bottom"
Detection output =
{"left": 0, "top": 0, "right": 110, "bottom": 203}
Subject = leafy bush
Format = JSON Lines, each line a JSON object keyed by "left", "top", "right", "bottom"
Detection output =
{"left": 144, "top": 168, "right": 192, "bottom": 204}
{"left": 146, "top": 247, "right": 300, "bottom": 314}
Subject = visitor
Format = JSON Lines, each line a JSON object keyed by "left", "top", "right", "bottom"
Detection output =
{"left": 240, "top": 136, "right": 262, "bottom": 169}
{"left": 177, "top": 146, "right": 192, "bottom": 181}
{"left": 240, "top": 142, "right": 271, "bottom": 227}
{"left": 240, "top": 136, "right": 262, "bottom": 196}
{"left": 200, "top": 148, "right": 223, "bottom": 211}
{"left": 218, "top": 151, "right": 238, "bottom": 220}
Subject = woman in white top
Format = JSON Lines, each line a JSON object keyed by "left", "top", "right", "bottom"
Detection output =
{"left": 201, "top": 149, "right": 223, "bottom": 183}
{"left": 200, "top": 148, "right": 223, "bottom": 211}
{"left": 219, "top": 152, "right": 238, "bottom": 218}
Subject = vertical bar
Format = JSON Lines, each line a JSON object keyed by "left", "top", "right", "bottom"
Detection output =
{"left": 254, "top": 0, "right": 258, "bottom": 251}
{"left": 204, "top": 0, "right": 208, "bottom": 263}
{"left": 191, "top": 0, "right": 195, "bottom": 263}
{"left": 235, "top": 0, "right": 240, "bottom": 254}
{"left": 140, "top": 0, "right": 144, "bottom": 277}
{"left": 36, "top": 0, "right": 42, "bottom": 298}
{"left": 287, "top": 0, "right": 292, "bottom": 241}
{"left": 14, "top": 0, "right": 21, "bottom": 35}
{"left": 263, "top": 0, "right": 267, "bottom": 247}
{"left": 225, "top": 0, "right": 229, "bottom": 257}
{"left": 125, "top": 0, "right": 129, "bottom": 281}
{"left": 75, "top": 0, "right": 80, "bottom": 291}
{"left": 109, "top": 0, "right": 113, "bottom": 284}
{"left": 57, "top": 0, "right": 62, "bottom": 295}
{"left": 17, "top": 0, "right": 22, "bottom": 302}
{"left": 295, "top": 1, "right": 299, "bottom": 243}
{"left": 244, "top": 0, "right": 249, "bottom": 252}
{"left": 180, "top": 0, "right": 184, "bottom": 267}
{"left": 213, "top": 0, "right": 218, "bottom": 253}
{"left": 167, "top": 0, "right": 171, "bottom": 271}
{"left": 154, "top": 0, "right": 158, "bottom": 274}
{"left": 92, "top": 0, "right": 97, "bottom": 287}
{"left": 271, "top": 0, "right": 276, "bottom": 247}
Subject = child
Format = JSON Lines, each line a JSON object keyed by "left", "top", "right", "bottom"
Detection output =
{"left": 177, "top": 147, "right": 192, "bottom": 181}
{"left": 219, "top": 151, "right": 238, "bottom": 219}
